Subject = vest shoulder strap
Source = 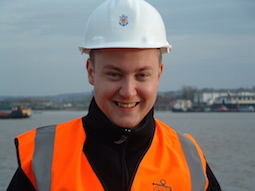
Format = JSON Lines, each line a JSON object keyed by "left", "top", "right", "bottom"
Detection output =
{"left": 177, "top": 132, "right": 208, "bottom": 191}
{"left": 154, "top": 119, "right": 208, "bottom": 191}
{"left": 33, "top": 125, "right": 56, "bottom": 191}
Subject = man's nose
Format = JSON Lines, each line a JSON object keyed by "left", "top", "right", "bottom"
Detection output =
{"left": 118, "top": 78, "right": 137, "bottom": 99}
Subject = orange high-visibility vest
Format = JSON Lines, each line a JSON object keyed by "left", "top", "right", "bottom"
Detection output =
{"left": 15, "top": 118, "right": 208, "bottom": 191}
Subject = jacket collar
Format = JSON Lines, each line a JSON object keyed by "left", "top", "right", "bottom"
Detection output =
{"left": 83, "top": 98, "right": 155, "bottom": 149}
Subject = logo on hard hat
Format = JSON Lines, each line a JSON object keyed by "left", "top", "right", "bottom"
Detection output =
{"left": 119, "top": 14, "right": 128, "bottom": 26}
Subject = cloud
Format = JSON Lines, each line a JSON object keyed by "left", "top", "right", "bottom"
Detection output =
{"left": 169, "top": 33, "right": 255, "bottom": 65}
{"left": 0, "top": 0, "right": 254, "bottom": 96}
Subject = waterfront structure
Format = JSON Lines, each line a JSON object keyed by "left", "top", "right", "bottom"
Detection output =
{"left": 194, "top": 91, "right": 228, "bottom": 105}
{"left": 194, "top": 89, "right": 255, "bottom": 106}
{"left": 214, "top": 95, "right": 255, "bottom": 108}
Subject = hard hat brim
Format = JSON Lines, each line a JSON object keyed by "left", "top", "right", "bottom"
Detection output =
{"left": 79, "top": 44, "right": 172, "bottom": 54}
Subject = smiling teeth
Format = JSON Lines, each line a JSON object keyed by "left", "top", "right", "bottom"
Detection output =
{"left": 117, "top": 102, "right": 136, "bottom": 108}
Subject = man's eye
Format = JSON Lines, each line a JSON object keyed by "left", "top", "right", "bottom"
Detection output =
{"left": 108, "top": 73, "right": 120, "bottom": 77}
{"left": 136, "top": 73, "right": 149, "bottom": 79}
{"left": 107, "top": 73, "right": 121, "bottom": 79}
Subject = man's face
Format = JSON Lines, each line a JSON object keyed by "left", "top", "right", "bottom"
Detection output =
{"left": 86, "top": 48, "right": 164, "bottom": 128}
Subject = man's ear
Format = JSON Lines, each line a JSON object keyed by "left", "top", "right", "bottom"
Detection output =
{"left": 158, "top": 63, "right": 164, "bottom": 79}
{"left": 86, "top": 58, "right": 95, "bottom": 85}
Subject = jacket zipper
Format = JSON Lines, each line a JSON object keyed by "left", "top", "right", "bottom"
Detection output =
{"left": 121, "top": 139, "right": 129, "bottom": 191}
{"left": 121, "top": 128, "right": 132, "bottom": 191}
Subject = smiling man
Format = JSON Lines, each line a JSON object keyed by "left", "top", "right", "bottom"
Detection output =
{"left": 8, "top": 0, "right": 221, "bottom": 190}
{"left": 87, "top": 48, "right": 163, "bottom": 128}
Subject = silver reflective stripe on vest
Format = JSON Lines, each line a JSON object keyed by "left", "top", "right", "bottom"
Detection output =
{"left": 33, "top": 125, "right": 56, "bottom": 191}
{"left": 177, "top": 133, "right": 206, "bottom": 191}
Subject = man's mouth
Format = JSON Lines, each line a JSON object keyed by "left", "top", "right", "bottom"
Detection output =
{"left": 115, "top": 102, "right": 138, "bottom": 108}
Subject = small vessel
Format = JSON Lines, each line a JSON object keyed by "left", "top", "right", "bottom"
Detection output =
{"left": 238, "top": 106, "right": 254, "bottom": 112}
{"left": 0, "top": 105, "right": 32, "bottom": 119}
{"left": 214, "top": 105, "right": 229, "bottom": 112}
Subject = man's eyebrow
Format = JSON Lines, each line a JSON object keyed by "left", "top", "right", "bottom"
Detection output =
{"left": 103, "top": 65, "right": 153, "bottom": 72}
{"left": 137, "top": 66, "right": 153, "bottom": 72}
{"left": 103, "top": 65, "right": 122, "bottom": 72}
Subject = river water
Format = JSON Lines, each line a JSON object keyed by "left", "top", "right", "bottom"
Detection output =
{"left": 0, "top": 111, "right": 254, "bottom": 190}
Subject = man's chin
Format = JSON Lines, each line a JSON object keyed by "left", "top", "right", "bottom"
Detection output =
{"left": 113, "top": 119, "right": 140, "bottom": 129}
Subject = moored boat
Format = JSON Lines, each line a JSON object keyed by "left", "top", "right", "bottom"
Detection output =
{"left": 238, "top": 106, "right": 254, "bottom": 112}
{"left": 0, "top": 106, "right": 32, "bottom": 119}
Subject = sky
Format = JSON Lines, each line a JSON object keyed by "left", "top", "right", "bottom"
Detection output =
{"left": 0, "top": 0, "right": 255, "bottom": 96}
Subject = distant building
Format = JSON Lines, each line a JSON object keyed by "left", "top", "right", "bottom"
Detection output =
{"left": 194, "top": 89, "right": 255, "bottom": 106}
{"left": 214, "top": 95, "right": 255, "bottom": 107}
{"left": 194, "top": 91, "right": 228, "bottom": 105}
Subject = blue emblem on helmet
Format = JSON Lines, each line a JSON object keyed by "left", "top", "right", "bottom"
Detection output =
{"left": 119, "top": 14, "right": 128, "bottom": 26}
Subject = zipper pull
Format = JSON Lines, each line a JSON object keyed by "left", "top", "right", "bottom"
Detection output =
{"left": 114, "top": 135, "right": 128, "bottom": 144}
{"left": 114, "top": 128, "right": 132, "bottom": 144}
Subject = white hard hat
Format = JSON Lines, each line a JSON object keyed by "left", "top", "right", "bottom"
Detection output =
{"left": 79, "top": 0, "right": 172, "bottom": 54}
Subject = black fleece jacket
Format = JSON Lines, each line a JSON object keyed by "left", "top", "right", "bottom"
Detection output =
{"left": 7, "top": 99, "right": 221, "bottom": 191}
